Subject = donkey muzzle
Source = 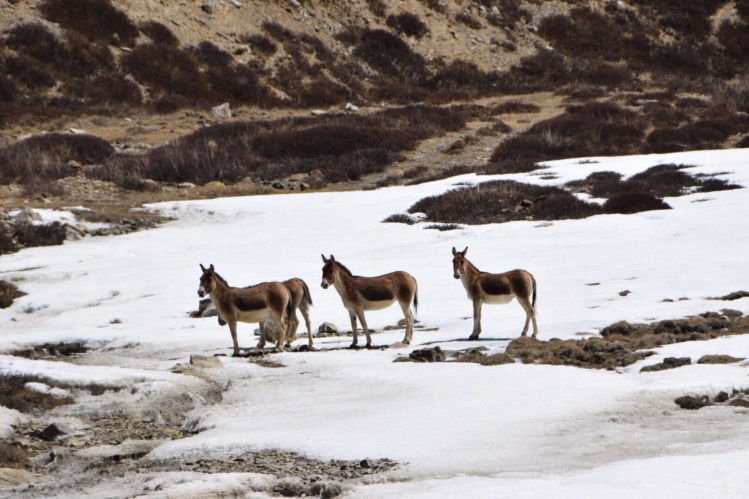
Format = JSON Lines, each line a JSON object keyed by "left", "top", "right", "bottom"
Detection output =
{"left": 453, "top": 272, "right": 460, "bottom": 279}
{"left": 198, "top": 287, "right": 205, "bottom": 297}
{"left": 321, "top": 280, "right": 329, "bottom": 289}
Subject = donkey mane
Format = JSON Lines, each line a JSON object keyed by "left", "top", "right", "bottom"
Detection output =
{"left": 334, "top": 261, "right": 355, "bottom": 277}
{"left": 213, "top": 272, "right": 230, "bottom": 287}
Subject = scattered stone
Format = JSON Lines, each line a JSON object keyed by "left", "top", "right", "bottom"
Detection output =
{"left": 289, "top": 0, "right": 302, "bottom": 8}
{"left": 211, "top": 102, "right": 232, "bottom": 119}
{"left": 68, "top": 128, "right": 87, "bottom": 135}
{"left": 675, "top": 395, "right": 710, "bottom": 410}
{"left": 697, "top": 354, "right": 745, "bottom": 364}
{"left": 177, "top": 182, "right": 196, "bottom": 189}
{"left": 318, "top": 322, "right": 338, "bottom": 335}
{"left": 38, "top": 422, "right": 76, "bottom": 441}
{"left": 201, "top": 1, "right": 214, "bottom": 13}
{"left": 640, "top": 357, "right": 691, "bottom": 373}
{"left": 311, "top": 110, "right": 328, "bottom": 116}
{"left": 344, "top": 103, "right": 359, "bottom": 112}
{"left": 714, "top": 391, "right": 729, "bottom": 403}
{"left": 272, "top": 182, "right": 285, "bottom": 189}
{"left": 409, "top": 347, "right": 445, "bottom": 362}
{"left": 228, "top": 0, "right": 242, "bottom": 7}
{"left": 190, "top": 355, "right": 224, "bottom": 369}
{"left": 13, "top": 207, "right": 42, "bottom": 224}
{"left": 619, "top": 290, "right": 631, "bottom": 296}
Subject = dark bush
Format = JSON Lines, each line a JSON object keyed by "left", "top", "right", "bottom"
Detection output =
{"left": 386, "top": 13, "right": 429, "bottom": 39}
{"left": 604, "top": 193, "right": 671, "bottom": 214}
{"left": 152, "top": 95, "right": 189, "bottom": 114}
{"left": 13, "top": 222, "right": 67, "bottom": 248}
{"left": 191, "top": 41, "right": 234, "bottom": 68}
{"left": 353, "top": 29, "right": 427, "bottom": 81}
{"left": 241, "top": 33, "right": 278, "bottom": 56}
{"left": 409, "top": 180, "right": 603, "bottom": 224}
{"left": 402, "top": 165, "right": 429, "bottom": 179}
{"left": 6, "top": 22, "right": 60, "bottom": 63}
{"left": 4, "top": 55, "right": 56, "bottom": 89}
{"left": 491, "top": 100, "right": 541, "bottom": 114}
{"left": 64, "top": 73, "right": 142, "bottom": 106}
{"left": 406, "top": 164, "right": 476, "bottom": 185}
{"left": 0, "top": 280, "right": 26, "bottom": 309}
{"left": 0, "top": 75, "right": 17, "bottom": 103}
{"left": 645, "top": 119, "right": 734, "bottom": 152}
{"left": 482, "top": 159, "right": 542, "bottom": 175}
{"left": 262, "top": 21, "right": 297, "bottom": 42}
{"left": 0, "top": 133, "right": 114, "bottom": 184}
{"left": 56, "top": 33, "right": 115, "bottom": 77}
{"left": 424, "top": 223, "right": 462, "bottom": 231}
{"left": 426, "top": 60, "right": 496, "bottom": 94}
{"left": 366, "top": 0, "right": 387, "bottom": 17}
{"left": 124, "top": 44, "right": 215, "bottom": 102}
{"left": 40, "top": 0, "right": 139, "bottom": 46}
{"left": 737, "top": 136, "right": 749, "bottom": 148}
{"left": 383, "top": 214, "right": 417, "bottom": 225}
{"left": 23, "top": 178, "right": 65, "bottom": 198}
{"left": 559, "top": 85, "right": 608, "bottom": 101}
{"left": 456, "top": 12, "right": 483, "bottom": 30}
{"left": 139, "top": 20, "right": 179, "bottom": 46}
{"left": 539, "top": 8, "right": 629, "bottom": 62}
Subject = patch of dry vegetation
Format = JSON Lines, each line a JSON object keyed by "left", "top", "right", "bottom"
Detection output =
{"left": 0, "top": 280, "right": 26, "bottom": 309}
{"left": 0, "top": 371, "right": 74, "bottom": 413}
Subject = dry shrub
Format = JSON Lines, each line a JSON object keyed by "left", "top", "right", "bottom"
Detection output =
{"left": 40, "top": 0, "right": 139, "bottom": 46}
{"left": 139, "top": 20, "right": 178, "bottom": 46}
{"left": 191, "top": 41, "right": 233, "bottom": 68}
{"left": 644, "top": 119, "right": 735, "bottom": 153}
{"left": 0, "top": 133, "right": 114, "bottom": 184}
{"left": 424, "top": 223, "right": 462, "bottom": 231}
{"left": 14, "top": 222, "right": 67, "bottom": 248}
{"left": 4, "top": 55, "right": 56, "bottom": 89}
{"left": 0, "top": 75, "right": 17, "bottom": 103}
{"left": 491, "top": 100, "right": 541, "bottom": 114}
{"left": 456, "top": 12, "right": 483, "bottom": 30}
{"left": 427, "top": 60, "right": 497, "bottom": 94}
{"left": 6, "top": 22, "right": 60, "bottom": 63}
{"left": 0, "top": 280, "right": 26, "bottom": 309}
{"left": 366, "top": 0, "right": 387, "bottom": 17}
{"left": 23, "top": 178, "right": 65, "bottom": 198}
{"left": 0, "top": 442, "right": 28, "bottom": 469}
{"left": 717, "top": 20, "right": 749, "bottom": 62}
{"left": 63, "top": 73, "right": 143, "bottom": 106}
{"left": 559, "top": 85, "right": 608, "bottom": 101}
{"left": 603, "top": 193, "right": 671, "bottom": 214}
{"left": 0, "top": 371, "right": 74, "bottom": 413}
{"left": 263, "top": 21, "right": 297, "bottom": 42}
{"left": 241, "top": 33, "right": 277, "bottom": 56}
{"left": 386, "top": 13, "right": 428, "bottom": 39}
{"left": 481, "top": 159, "right": 541, "bottom": 175}
{"left": 629, "top": 0, "right": 724, "bottom": 40}
{"left": 383, "top": 213, "right": 417, "bottom": 225}
{"left": 409, "top": 180, "right": 602, "bottom": 224}
{"left": 737, "top": 136, "right": 749, "bottom": 148}
{"left": 353, "top": 29, "right": 427, "bottom": 81}
{"left": 402, "top": 165, "right": 429, "bottom": 179}
{"left": 406, "top": 164, "right": 476, "bottom": 185}
{"left": 505, "top": 336, "right": 649, "bottom": 369}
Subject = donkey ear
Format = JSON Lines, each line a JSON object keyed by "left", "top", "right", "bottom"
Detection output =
{"left": 330, "top": 255, "right": 335, "bottom": 262}
{"left": 321, "top": 254, "right": 328, "bottom": 263}
{"left": 209, "top": 264, "right": 215, "bottom": 272}
{"left": 200, "top": 264, "right": 206, "bottom": 272}
{"left": 452, "top": 247, "right": 457, "bottom": 256}
{"left": 462, "top": 247, "right": 468, "bottom": 256}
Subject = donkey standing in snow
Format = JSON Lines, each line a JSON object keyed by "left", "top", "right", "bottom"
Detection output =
{"left": 198, "top": 264, "right": 292, "bottom": 355}
{"left": 320, "top": 255, "right": 418, "bottom": 348}
{"left": 451, "top": 247, "right": 538, "bottom": 340}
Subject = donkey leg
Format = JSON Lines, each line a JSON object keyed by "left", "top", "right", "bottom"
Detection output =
{"left": 469, "top": 301, "right": 482, "bottom": 340}
{"left": 257, "top": 321, "right": 267, "bottom": 349}
{"left": 349, "top": 312, "right": 359, "bottom": 348}
{"left": 518, "top": 297, "right": 537, "bottom": 337}
{"left": 399, "top": 302, "right": 414, "bottom": 345}
{"left": 275, "top": 314, "right": 287, "bottom": 352}
{"left": 356, "top": 310, "right": 372, "bottom": 348}
{"left": 229, "top": 320, "right": 241, "bottom": 356}
{"left": 300, "top": 304, "right": 313, "bottom": 347}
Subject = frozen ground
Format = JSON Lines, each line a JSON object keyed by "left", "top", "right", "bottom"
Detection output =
{"left": 1, "top": 149, "right": 748, "bottom": 497}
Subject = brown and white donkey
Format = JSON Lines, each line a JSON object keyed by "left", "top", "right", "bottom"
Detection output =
{"left": 321, "top": 255, "right": 418, "bottom": 348}
{"left": 198, "top": 264, "right": 293, "bottom": 355}
{"left": 451, "top": 247, "right": 538, "bottom": 340}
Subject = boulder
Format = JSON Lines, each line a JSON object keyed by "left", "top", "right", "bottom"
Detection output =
{"left": 318, "top": 322, "right": 338, "bottom": 335}
{"left": 211, "top": 102, "right": 232, "bottom": 119}
{"left": 39, "top": 422, "right": 76, "bottom": 441}
{"left": 14, "top": 207, "right": 42, "bottom": 224}
{"left": 190, "top": 355, "right": 223, "bottom": 369}
{"left": 344, "top": 103, "right": 359, "bottom": 112}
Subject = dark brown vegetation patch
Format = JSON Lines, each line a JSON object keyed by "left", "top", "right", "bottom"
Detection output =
{"left": 40, "top": 0, "right": 139, "bottom": 47}
{"left": 95, "top": 105, "right": 466, "bottom": 188}
{"left": 675, "top": 388, "right": 749, "bottom": 410}
{"left": 454, "top": 349, "right": 514, "bottom": 366}
{"left": 505, "top": 336, "right": 652, "bottom": 370}
{"left": 710, "top": 291, "right": 749, "bottom": 301}
{"left": 382, "top": 214, "right": 418, "bottom": 225}
{"left": 407, "top": 180, "right": 602, "bottom": 225}
{"left": 0, "top": 280, "right": 26, "bottom": 309}
{"left": 0, "top": 442, "right": 29, "bottom": 469}
{"left": 386, "top": 13, "right": 429, "bottom": 39}
{"left": 640, "top": 356, "right": 691, "bottom": 373}
{"left": 0, "top": 371, "right": 74, "bottom": 414}
{"left": 697, "top": 355, "right": 745, "bottom": 364}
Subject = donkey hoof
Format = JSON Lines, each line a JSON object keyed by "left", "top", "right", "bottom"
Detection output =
{"left": 402, "top": 340, "right": 410, "bottom": 345}
{"left": 349, "top": 343, "right": 358, "bottom": 349}
{"left": 468, "top": 336, "right": 478, "bottom": 341}
{"left": 232, "top": 351, "right": 241, "bottom": 357}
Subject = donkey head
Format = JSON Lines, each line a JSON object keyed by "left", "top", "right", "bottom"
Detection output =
{"left": 198, "top": 263, "right": 216, "bottom": 297}
{"left": 321, "top": 254, "right": 336, "bottom": 289}
{"left": 451, "top": 247, "right": 468, "bottom": 279}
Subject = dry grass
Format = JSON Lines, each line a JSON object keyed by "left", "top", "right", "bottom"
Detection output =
{"left": 0, "top": 371, "right": 74, "bottom": 413}
{"left": 40, "top": 0, "right": 139, "bottom": 46}
{"left": 0, "top": 280, "right": 26, "bottom": 309}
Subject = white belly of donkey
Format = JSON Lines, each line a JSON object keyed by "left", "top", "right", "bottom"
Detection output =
{"left": 362, "top": 298, "right": 396, "bottom": 311}
{"left": 483, "top": 293, "right": 515, "bottom": 305}
{"left": 236, "top": 309, "right": 272, "bottom": 324}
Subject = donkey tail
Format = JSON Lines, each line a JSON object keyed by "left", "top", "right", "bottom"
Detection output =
{"left": 302, "top": 280, "right": 313, "bottom": 307}
{"left": 531, "top": 274, "right": 538, "bottom": 311}
{"left": 413, "top": 280, "right": 419, "bottom": 318}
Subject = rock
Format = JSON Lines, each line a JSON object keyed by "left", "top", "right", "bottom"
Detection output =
{"left": 289, "top": 0, "right": 301, "bottom": 7}
{"left": 14, "top": 207, "right": 42, "bottom": 223}
{"left": 0, "top": 468, "right": 53, "bottom": 488}
{"left": 360, "top": 459, "right": 371, "bottom": 469}
{"left": 201, "top": 1, "right": 214, "bottom": 13}
{"left": 311, "top": 110, "right": 327, "bottom": 116}
{"left": 318, "top": 322, "right": 338, "bottom": 335}
{"left": 344, "top": 103, "right": 359, "bottom": 112}
{"left": 520, "top": 198, "right": 533, "bottom": 208}
{"left": 409, "top": 347, "right": 445, "bottom": 363}
{"left": 190, "top": 355, "right": 224, "bottom": 369}
{"left": 619, "top": 290, "right": 631, "bottom": 296}
{"left": 640, "top": 356, "right": 691, "bottom": 373}
{"left": 211, "top": 102, "right": 232, "bottom": 119}
{"left": 228, "top": 0, "right": 242, "bottom": 7}
{"left": 141, "top": 178, "right": 160, "bottom": 191}
{"left": 66, "top": 160, "right": 82, "bottom": 171}
{"left": 169, "top": 363, "right": 211, "bottom": 381}
{"left": 697, "top": 355, "right": 745, "bottom": 364}
{"left": 177, "top": 182, "right": 196, "bottom": 189}
{"left": 39, "top": 422, "right": 76, "bottom": 441}
{"left": 675, "top": 395, "right": 709, "bottom": 410}
{"left": 714, "top": 391, "right": 729, "bottom": 403}
{"left": 729, "top": 398, "right": 749, "bottom": 408}
{"left": 68, "top": 128, "right": 87, "bottom": 134}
